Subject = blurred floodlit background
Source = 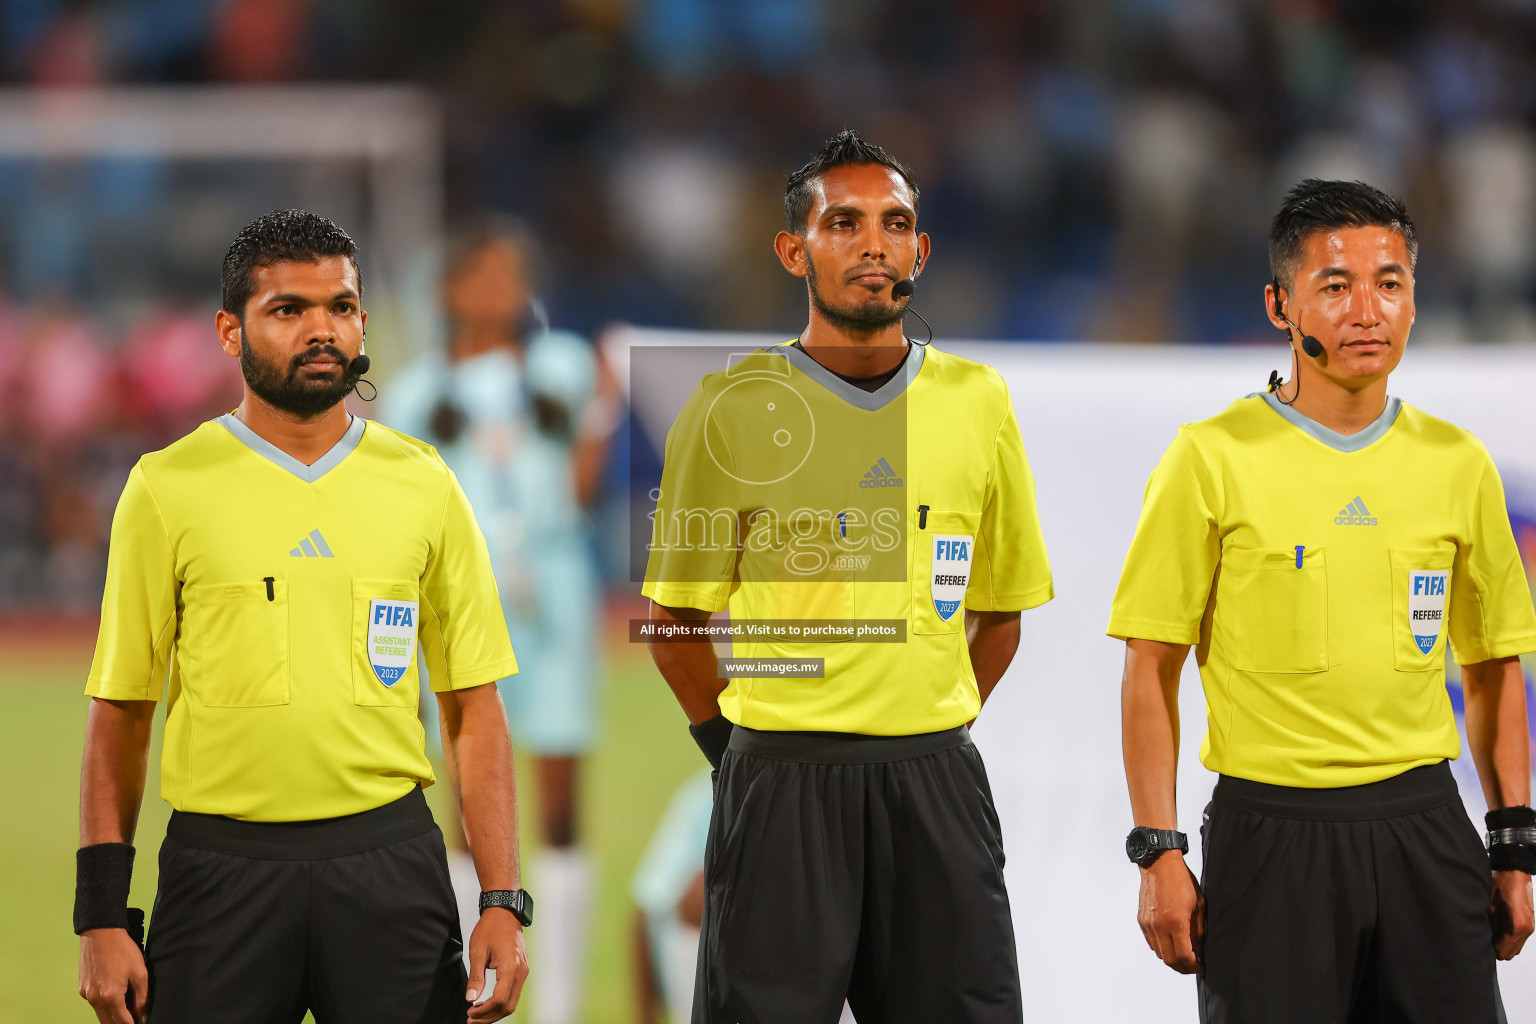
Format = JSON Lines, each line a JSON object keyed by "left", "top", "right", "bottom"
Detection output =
{"left": 3, "top": 2, "right": 1536, "bottom": 1023}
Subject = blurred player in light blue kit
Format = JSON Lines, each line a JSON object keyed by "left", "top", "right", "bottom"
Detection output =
{"left": 384, "top": 219, "right": 617, "bottom": 1024}
{"left": 630, "top": 770, "right": 855, "bottom": 1024}
{"left": 631, "top": 769, "right": 712, "bottom": 1024}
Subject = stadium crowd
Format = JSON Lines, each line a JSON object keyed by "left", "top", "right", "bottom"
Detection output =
{"left": 0, "top": 300, "right": 236, "bottom": 613}
{"left": 5, "top": 0, "right": 1536, "bottom": 612}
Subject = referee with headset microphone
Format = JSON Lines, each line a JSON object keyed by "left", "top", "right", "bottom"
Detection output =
{"left": 644, "top": 131, "right": 1054, "bottom": 1023}
{"left": 76, "top": 210, "right": 531, "bottom": 1024}
{"left": 1112, "top": 180, "right": 1536, "bottom": 1022}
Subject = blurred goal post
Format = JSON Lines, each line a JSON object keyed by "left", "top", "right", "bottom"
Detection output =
{"left": 0, "top": 84, "right": 445, "bottom": 365}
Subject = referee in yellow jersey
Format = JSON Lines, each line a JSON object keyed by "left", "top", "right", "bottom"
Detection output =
{"left": 75, "top": 211, "right": 530, "bottom": 1024}
{"left": 1112, "top": 180, "right": 1536, "bottom": 1023}
{"left": 643, "top": 131, "right": 1053, "bottom": 1024}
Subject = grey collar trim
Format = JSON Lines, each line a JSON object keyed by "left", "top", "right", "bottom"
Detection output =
{"left": 1255, "top": 391, "right": 1402, "bottom": 453}
{"left": 766, "top": 341, "right": 926, "bottom": 411}
{"left": 216, "top": 413, "right": 366, "bottom": 482}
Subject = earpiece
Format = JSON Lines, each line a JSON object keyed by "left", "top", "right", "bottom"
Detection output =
{"left": 1271, "top": 282, "right": 1323, "bottom": 358}
{"left": 1267, "top": 280, "right": 1313, "bottom": 407}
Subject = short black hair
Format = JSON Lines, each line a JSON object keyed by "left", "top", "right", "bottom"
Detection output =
{"left": 221, "top": 209, "right": 361, "bottom": 317}
{"left": 784, "top": 129, "right": 920, "bottom": 233}
{"left": 1269, "top": 179, "right": 1417, "bottom": 292}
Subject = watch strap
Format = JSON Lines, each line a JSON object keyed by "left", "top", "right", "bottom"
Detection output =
{"left": 1145, "top": 828, "right": 1188, "bottom": 855}
{"left": 1127, "top": 826, "right": 1188, "bottom": 867}
{"left": 1489, "top": 826, "right": 1536, "bottom": 847}
{"left": 478, "top": 888, "right": 534, "bottom": 926}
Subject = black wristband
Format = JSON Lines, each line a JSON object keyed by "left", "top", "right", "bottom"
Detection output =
{"left": 1486, "top": 805, "right": 1536, "bottom": 830}
{"left": 688, "top": 713, "right": 733, "bottom": 770}
{"left": 74, "top": 843, "right": 135, "bottom": 935}
{"left": 1486, "top": 806, "right": 1536, "bottom": 874}
{"left": 1490, "top": 843, "right": 1536, "bottom": 873}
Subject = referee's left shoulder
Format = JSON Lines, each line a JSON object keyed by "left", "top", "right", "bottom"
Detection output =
{"left": 1394, "top": 400, "right": 1489, "bottom": 457}
{"left": 366, "top": 419, "right": 445, "bottom": 462}
{"left": 362, "top": 418, "right": 455, "bottom": 482}
{"left": 926, "top": 346, "right": 1014, "bottom": 418}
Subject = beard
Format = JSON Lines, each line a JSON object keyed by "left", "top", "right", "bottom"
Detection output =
{"left": 240, "top": 335, "right": 356, "bottom": 417}
{"left": 806, "top": 253, "right": 906, "bottom": 335}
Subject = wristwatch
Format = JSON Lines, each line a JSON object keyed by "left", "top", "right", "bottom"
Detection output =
{"left": 1125, "top": 826, "right": 1188, "bottom": 868}
{"left": 478, "top": 889, "right": 534, "bottom": 927}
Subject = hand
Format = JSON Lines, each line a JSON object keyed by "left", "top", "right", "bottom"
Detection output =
{"left": 677, "top": 869, "right": 705, "bottom": 930}
{"left": 466, "top": 909, "right": 530, "bottom": 1023}
{"left": 78, "top": 928, "right": 148, "bottom": 1024}
{"left": 1491, "top": 870, "right": 1534, "bottom": 960}
{"left": 1137, "top": 852, "right": 1205, "bottom": 974}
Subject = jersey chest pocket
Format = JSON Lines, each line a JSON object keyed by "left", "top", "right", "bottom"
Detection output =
{"left": 1390, "top": 546, "right": 1455, "bottom": 670}
{"left": 911, "top": 509, "right": 981, "bottom": 635}
{"left": 352, "top": 579, "right": 421, "bottom": 708}
{"left": 182, "top": 580, "right": 290, "bottom": 707}
{"left": 1217, "top": 546, "right": 1329, "bottom": 673}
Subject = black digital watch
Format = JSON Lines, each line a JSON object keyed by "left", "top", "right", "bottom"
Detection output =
{"left": 478, "top": 889, "right": 534, "bottom": 927}
{"left": 1125, "top": 826, "right": 1188, "bottom": 869}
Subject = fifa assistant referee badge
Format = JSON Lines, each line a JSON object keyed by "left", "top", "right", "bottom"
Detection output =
{"left": 479, "top": 889, "right": 535, "bottom": 926}
{"left": 1125, "top": 827, "right": 1188, "bottom": 868}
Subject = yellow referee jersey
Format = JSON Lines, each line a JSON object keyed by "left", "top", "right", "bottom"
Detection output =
{"left": 1109, "top": 392, "right": 1536, "bottom": 788}
{"left": 643, "top": 342, "right": 1053, "bottom": 734}
{"left": 86, "top": 414, "right": 518, "bottom": 821}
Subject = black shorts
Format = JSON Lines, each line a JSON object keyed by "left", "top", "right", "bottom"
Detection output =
{"left": 145, "top": 787, "right": 468, "bottom": 1024}
{"left": 694, "top": 725, "right": 1022, "bottom": 1024}
{"left": 1197, "top": 761, "right": 1505, "bottom": 1024}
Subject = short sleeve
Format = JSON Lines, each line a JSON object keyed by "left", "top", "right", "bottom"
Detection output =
{"left": 86, "top": 463, "right": 178, "bottom": 700}
{"left": 965, "top": 378, "right": 1053, "bottom": 611}
{"left": 1447, "top": 451, "right": 1536, "bottom": 664}
{"left": 1107, "top": 427, "right": 1221, "bottom": 644}
{"left": 641, "top": 381, "right": 741, "bottom": 613}
{"left": 418, "top": 466, "right": 519, "bottom": 691}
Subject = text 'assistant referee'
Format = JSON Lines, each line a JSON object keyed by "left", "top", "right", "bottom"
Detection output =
{"left": 1408, "top": 571, "right": 1449, "bottom": 655}
{"left": 930, "top": 535, "right": 974, "bottom": 621}
{"left": 368, "top": 598, "right": 419, "bottom": 686}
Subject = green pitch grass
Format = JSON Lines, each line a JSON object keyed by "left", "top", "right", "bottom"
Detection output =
{"left": 0, "top": 634, "right": 699, "bottom": 1024}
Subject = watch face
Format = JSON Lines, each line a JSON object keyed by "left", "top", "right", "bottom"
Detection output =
{"left": 1127, "top": 832, "right": 1148, "bottom": 862}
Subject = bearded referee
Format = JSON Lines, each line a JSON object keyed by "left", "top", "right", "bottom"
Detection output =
{"left": 1112, "top": 180, "right": 1536, "bottom": 1023}
{"left": 75, "top": 211, "right": 531, "bottom": 1024}
{"left": 643, "top": 131, "right": 1054, "bottom": 1023}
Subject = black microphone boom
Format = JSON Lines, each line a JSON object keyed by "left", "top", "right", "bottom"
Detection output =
{"left": 891, "top": 279, "right": 931, "bottom": 345}
{"left": 345, "top": 353, "right": 376, "bottom": 401}
{"left": 1300, "top": 335, "right": 1323, "bottom": 358}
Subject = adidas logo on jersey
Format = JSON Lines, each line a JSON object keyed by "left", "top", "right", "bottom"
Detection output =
{"left": 1334, "top": 496, "right": 1378, "bottom": 526}
{"left": 859, "top": 457, "right": 903, "bottom": 488}
{"left": 290, "top": 529, "right": 335, "bottom": 558}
